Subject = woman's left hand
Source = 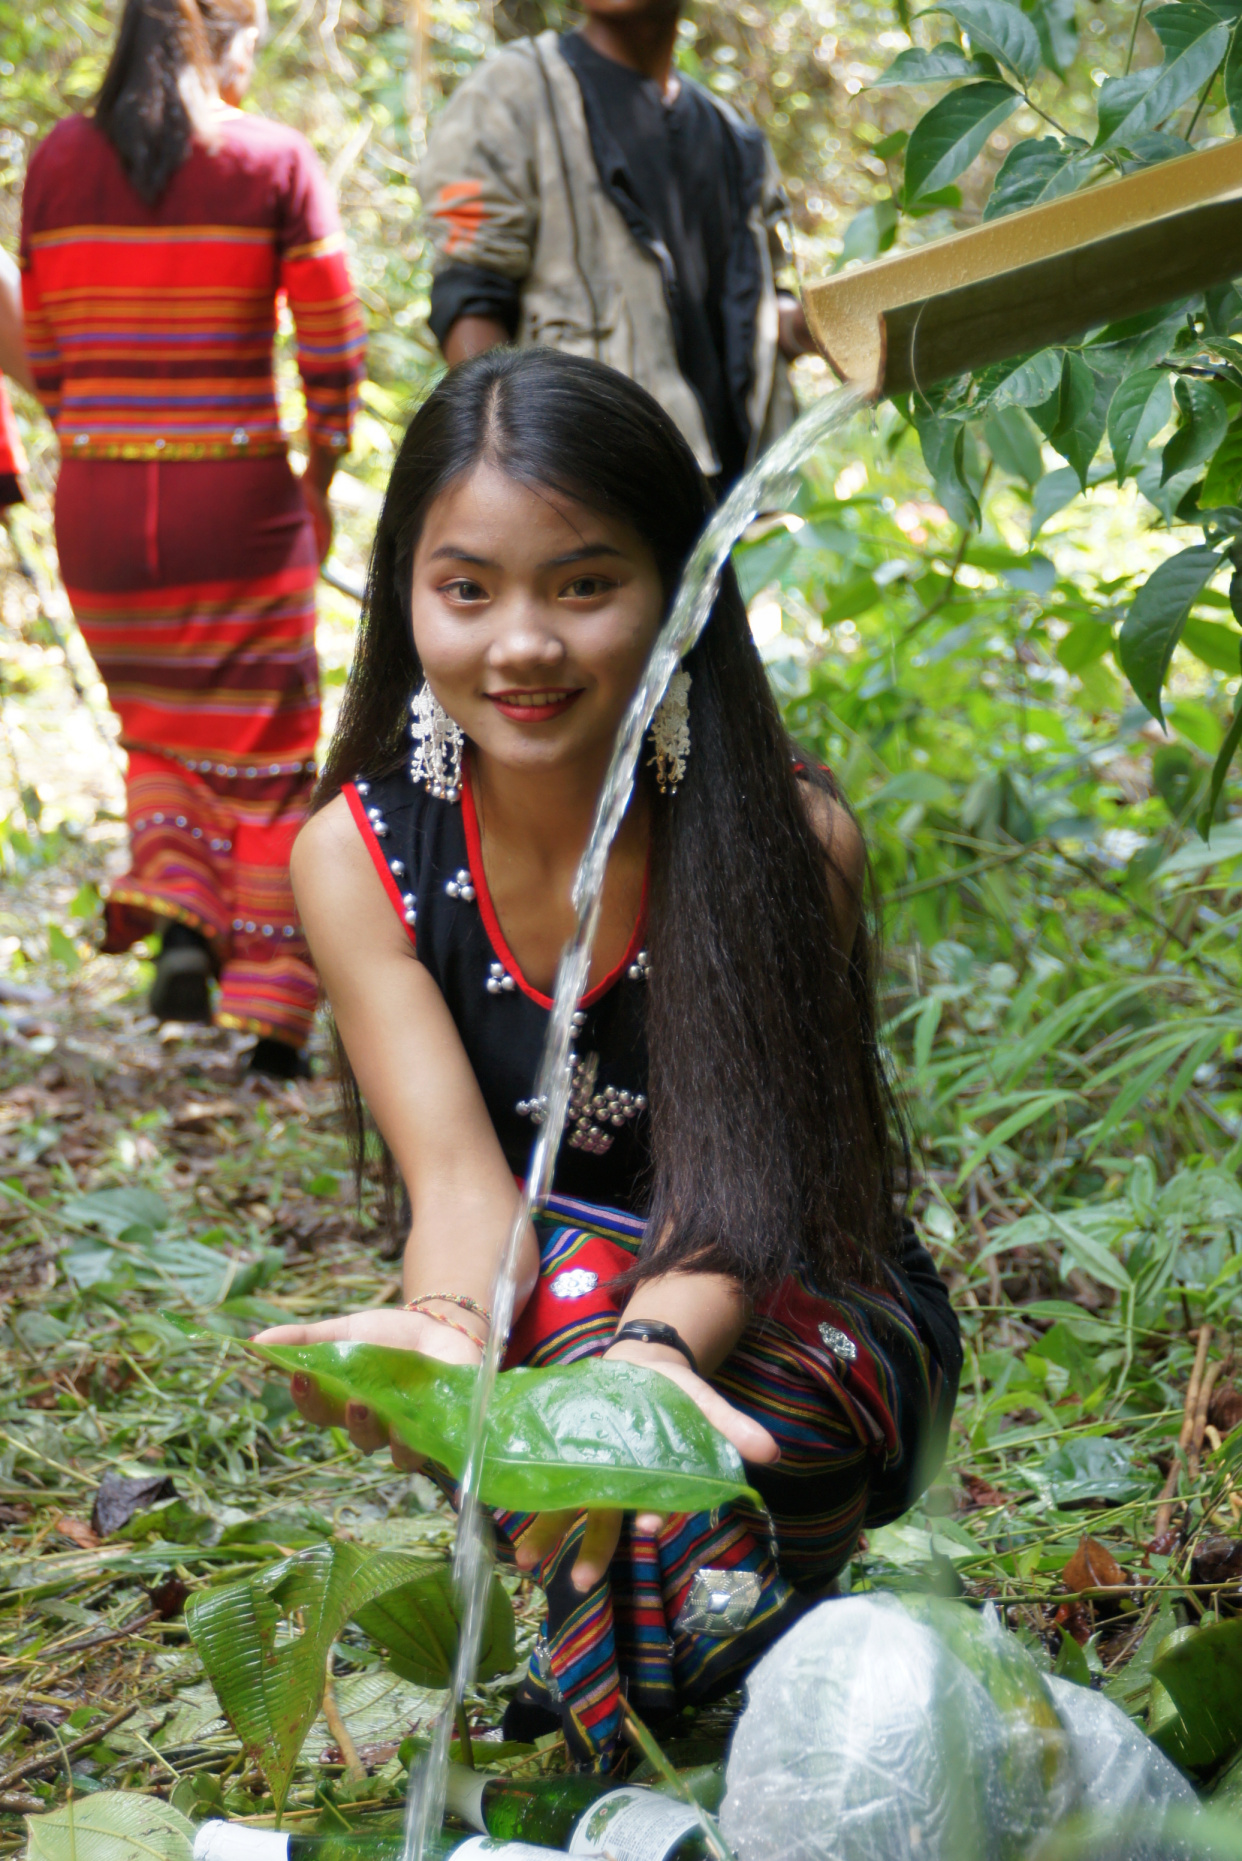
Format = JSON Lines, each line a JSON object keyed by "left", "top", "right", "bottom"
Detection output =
{"left": 512, "top": 1342, "right": 778, "bottom": 1594}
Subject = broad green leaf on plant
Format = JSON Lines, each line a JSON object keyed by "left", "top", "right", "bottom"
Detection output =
{"left": 903, "top": 80, "right": 1021, "bottom": 205}
{"left": 838, "top": 198, "right": 899, "bottom": 267}
{"left": 820, "top": 573, "right": 883, "bottom": 626}
{"left": 1025, "top": 0, "right": 1078, "bottom": 73}
{"left": 1056, "top": 619, "right": 1113, "bottom": 673}
{"left": 61, "top": 1187, "right": 170, "bottom": 1236}
{"left": 250, "top": 1340, "right": 759, "bottom": 1514}
{"left": 184, "top": 1540, "right": 475, "bottom": 1814}
{"left": 914, "top": 411, "right": 981, "bottom": 529}
{"left": 1197, "top": 688, "right": 1242, "bottom": 838}
{"left": 1097, "top": 3, "right": 1230, "bottom": 150}
{"left": 1107, "top": 369, "right": 1174, "bottom": 483}
{"left": 1117, "top": 545, "right": 1222, "bottom": 723}
{"left": 987, "top": 348, "right": 1064, "bottom": 412}
{"left": 983, "top": 138, "right": 1094, "bottom": 221}
{"left": 1149, "top": 1617, "right": 1242, "bottom": 1770}
{"left": 1200, "top": 419, "right": 1242, "bottom": 505}
{"left": 871, "top": 41, "right": 991, "bottom": 84}
{"left": 25, "top": 1793, "right": 194, "bottom": 1861}
{"left": 352, "top": 1559, "right": 515, "bottom": 1689}
{"left": 1180, "top": 615, "right": 1242, "bottom": 673}
{"left": 1030, "top": 465, "right": 1081, "bottom": 539}
{"left": 929, "top": 0, "right": 1042, "bottom": 82}
{"left": 1019, "top": 1437, "right": 1150, "bottom": 1508}
{"left": 1162, "top": 377, "right": 1230, "bottom": 484}
{"left": 1103, "top": 1601, "right": 1180, "bottom": 1721}
{"left": 1032, "top": 353, "right": 1112, "bottom": 490}
{"left": 983, "top": 407, "right": 1045, "bottom": 483}
{"left": 1227, "top": 12, "right": 1242, "bottom": 129}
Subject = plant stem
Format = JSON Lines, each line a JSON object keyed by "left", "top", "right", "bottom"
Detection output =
{"left": 1124, "top": 0, "right": 1146, "bottom": 75}
{"left": 454, "top": 1701, "right": 474, "bottom": 1767}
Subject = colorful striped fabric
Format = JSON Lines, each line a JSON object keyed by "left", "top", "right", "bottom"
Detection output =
{"left": 20, "top": 112, "right": 365, "bottom": 461}
{"left": 468, "top": 1193, "right": 952, "bottom": 1767}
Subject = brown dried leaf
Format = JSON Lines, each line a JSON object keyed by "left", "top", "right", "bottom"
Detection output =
{"left": 54, "top": 1515, "right": 101, "bottom": 1550}
{"left": 1063, "top": 1534, "right": 1126, "bottom": 1593}
{"left": 1208, "top": 1380, "right": 1242, "bottom": 1437}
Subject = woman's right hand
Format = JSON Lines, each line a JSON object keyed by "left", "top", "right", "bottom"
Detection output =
{"left": 253, "top": 1306, "right": 485, "bottom": 1468}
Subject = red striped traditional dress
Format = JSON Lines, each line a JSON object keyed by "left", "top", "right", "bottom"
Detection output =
{"left": 0, "top": 379, "right": 26, "bottom": 508}
{"left": 20, "top": 110, "right": 365, "bottom": 1045}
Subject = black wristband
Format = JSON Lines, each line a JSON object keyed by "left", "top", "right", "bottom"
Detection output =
{"left": 610, "top": 1318, "right": 699, "bottom": 1377}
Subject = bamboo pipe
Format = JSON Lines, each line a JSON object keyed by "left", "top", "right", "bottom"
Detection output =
{"left": 804, "top": 138, "right": 1242, "bottom": 401}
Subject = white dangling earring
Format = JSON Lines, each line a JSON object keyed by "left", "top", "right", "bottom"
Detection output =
{"left": 649, "top": 668, "right": 691, "bottom": 795}
{"left": 409, "top": 680, "right": 464, "bottom": 802}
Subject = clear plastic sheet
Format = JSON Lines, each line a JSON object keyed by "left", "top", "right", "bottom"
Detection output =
{"left": 1044, "top": 1676, "right": 1198, "bottom": 1861}
{"left": 719, "top": 1595, "right": 1071, "bottom": 1861}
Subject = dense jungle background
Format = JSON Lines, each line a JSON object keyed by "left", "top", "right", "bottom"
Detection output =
{"left": 4, "top": 0, "right": 1242, "bottom": 1849}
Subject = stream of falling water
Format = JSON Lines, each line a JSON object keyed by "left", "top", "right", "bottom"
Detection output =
{"left": 403, "top": 377, "right": 867, "bottom": 1861}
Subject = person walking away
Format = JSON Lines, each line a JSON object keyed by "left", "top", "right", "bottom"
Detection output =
{"left": 417, "top": 0, "right": 816, "bottom": 492}
{"left": 0, "top": 250, "right": 31, "bottom": 516}
{"left": 20, "top": 0, "right": 365, "bottom": 1077}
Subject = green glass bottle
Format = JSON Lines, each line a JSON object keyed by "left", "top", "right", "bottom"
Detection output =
{"left": 444, "top": 1764, "right": 715, "bottom": 1860}
{"left": 193, "top": 1821, "right": 559, "bottom": 1861}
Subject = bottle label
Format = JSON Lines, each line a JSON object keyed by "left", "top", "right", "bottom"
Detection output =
{"left": 567, "top": 1788, "right": 701, "bottom": 1861}
{"left": 193, "top": 1825, "right": 289, "bottom": 1861}
{"left": 455, "top": 1842, "right": 574, "bottom": 1859}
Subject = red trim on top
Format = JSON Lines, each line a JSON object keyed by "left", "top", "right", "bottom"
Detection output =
{"left": 344, "top": 781, "right": 415, "bottom": 949}
{"left": 461, "top": 761, "right": 647, "bottom": 1012}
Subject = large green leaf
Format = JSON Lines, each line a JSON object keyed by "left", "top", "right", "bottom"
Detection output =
{"left": 1149, "top": 1617, "right": 1242, "bottom": 1770}
{"left": 904, "top": 81, "right": 1021, "bottom": 204}
{"left": 184, "top": 1540, "right": 466, "bottom": 1814}
{"left": 983, "top": 137, "right": 1095, "bottom": 221}
{"left": 61, "top": 1188, "right": 170, "bottom": 1237}
{"left": 1226, "top": 14, "right": 1242, "bottom": 128}
{"left": 1030, "top": 464, "right": 1081, "bottom": 539}
{"left": 1197, "top": 688, "right": 1242, "bottom": 838}
{"left": 930, "top": 0, "right": 1043, "bottom": 82}
{"left": 872, "top": 42, "right": 991, "bottom": 84}
{"left": 1025, "top": 0, "right": 1078, "bottom": 74}
{"left": 1180, "top": 614, "right": 1242, "bottom": 673}
{"left": 1107, "top": 368, "right": 1174, "bottom": 483}
{"left": 987, "top": 347, "right": 1064, "bottom": 410}
{"left": 1033, "top": 353, "right": 1113, "bottom": 490}
{"left": 1162, "top": 377, "right": 1230, "bottom": 484}
{"left": 984, "top": 406, "right": 1045, "bottom": 483}
{"left": 1097, "top": 3, "right": 1229, "bottom": 149}
{"left": 352, "top": 1559, "right": 515, "bottom": 1689}
{"left": 25, "top": 1793, "right": 194, "bottom": 1861}
{"left": 838, "top": 198, "right": 898, "bottom": 265}
{"left": 1117, "top": 545, "right": 1223, "bottom": 723}
{"left": 914, "top": 411, "right": 981, "bottom": 528}
{"left": 251, "top": 1340, "right": 759, "bottom": 1514}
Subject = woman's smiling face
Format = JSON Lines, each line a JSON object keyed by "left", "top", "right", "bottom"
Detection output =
{"left": 409, "top": 462, "right": 666, "bottom": 776}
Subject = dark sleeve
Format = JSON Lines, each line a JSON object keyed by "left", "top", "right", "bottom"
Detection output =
{"left": 428, "top": 262, "right": 522, "bottom": 346}
{"left": 865, "top": 1219, "right": 962, "bottom": 1526}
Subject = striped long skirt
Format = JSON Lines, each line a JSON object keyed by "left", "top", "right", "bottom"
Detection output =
{"left": 468, "top": 1196, "right": 959, "bottom": 1769}
{"left": 56, "top": 454, "right": 320, "bottom": 1045}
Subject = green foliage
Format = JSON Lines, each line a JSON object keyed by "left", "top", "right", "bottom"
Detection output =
{"left": 25, "top": 1795, "right": 194, "bottom": 1861}
{"left": 873, "top": 0, "right": 1242, "bottom": 817}
{"left": 185, "top": 1542, "right": 515, "bottom": 1814}
{"left": 1149, "top": 1617, "right": 1242, "bottom": 1770}
{"left": 247, "top": 1338, "right": 758, "bottom": 1513}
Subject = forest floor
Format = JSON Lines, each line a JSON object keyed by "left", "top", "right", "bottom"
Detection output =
{"left": 2, "top": 558, "right": 1241, "bottom": 1852}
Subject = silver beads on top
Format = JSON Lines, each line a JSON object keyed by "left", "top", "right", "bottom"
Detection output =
{"left": 401, "top": 892, "right": 417, "bottom": 928}
{"left": 366, "top": 805, "right": 389, "bottom": 839}
{"left": 516, "top": 1047, "right": 646, "bottom": 1154}
{"left": 627, "top": 948, "right": 651, "bottom": 983}
{"left": 389, "top": 859, "right": 405, "bottom": 880}
{"left": 409, "top": 680, "right": 464, "bottom": 802}
{"left": 445, "top": 868, "right": 475, "bottom": 902}
{"left": 486, "top": 960, "right": 516, "bottom": 994}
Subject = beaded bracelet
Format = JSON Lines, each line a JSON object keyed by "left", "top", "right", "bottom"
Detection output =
{"left": 404, "top": 1293, "right": 492, "bottom": 1350}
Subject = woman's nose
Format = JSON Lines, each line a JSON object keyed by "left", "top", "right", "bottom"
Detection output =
{"left": 487, "top": 607, "right": 567, "bottom": 670}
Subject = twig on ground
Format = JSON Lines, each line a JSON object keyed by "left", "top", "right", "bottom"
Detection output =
{"left": 1154, "top": 1326, "right": 1212, "bottom": 1537}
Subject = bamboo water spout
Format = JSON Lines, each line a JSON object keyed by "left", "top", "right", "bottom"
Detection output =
{"left": 803, "top": 138, "right": 1242, "bottom": 400}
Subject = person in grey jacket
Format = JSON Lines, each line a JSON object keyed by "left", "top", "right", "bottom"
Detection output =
{"left": 418, "top": 0, "right": 816, "bottom": 489}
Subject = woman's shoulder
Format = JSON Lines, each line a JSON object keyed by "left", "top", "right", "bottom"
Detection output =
{"left": 216, "top": 110, "right": 325, "bottom": 181}
{"left": 24, "top": 116, "right": 102, "bottom": 200}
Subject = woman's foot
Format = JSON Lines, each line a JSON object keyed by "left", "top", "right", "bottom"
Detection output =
{"left": 148, "top": 924, "right": 213, "bottom": 1023}
{"left": 248, "top": 1036, "right": 312, "bottom": 1080}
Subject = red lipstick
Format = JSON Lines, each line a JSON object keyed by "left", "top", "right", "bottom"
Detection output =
{"left": 485, "top": 688, "right": 583, "bottom": 722}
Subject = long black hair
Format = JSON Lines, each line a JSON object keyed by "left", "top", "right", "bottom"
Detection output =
{"left": 318, "top": 348, "right": 907, "bottom": 1294}
{"left": 95, "top": 0, "right": 263, "bottom": 207}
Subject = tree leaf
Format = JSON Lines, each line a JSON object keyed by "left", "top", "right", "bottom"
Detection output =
{"left": 1021, "top": 1437, "right": 1149, "bottom": 1507}
{"left": 1024, "top": 0, "right": 1079, "bottom": 73}
{"left": 871, "top": 41, "right": 991, "bottom": 83}
{"left": 1180, "top": 614, "right": 1242, "bottom": 673}
{"left": 984, "top": 137, "right": 1095, "bottom": 220}
{"left": 1097, "top": 4, "right": 1230, "bottom": 149}
{"left": 1226, "top": 15, "right": 1242, "bottom": 127}
{"left": 1149, "top": 1617, "right": 1242, "bottom": 1771}
{"left": 1161, "top": 377, "right": 1230, "bottom": 483}
{"left": 904, "top": 80, "right": 1022, "bottom": 203}
{"left": 1107, "top": 368, "right": 1174, "bottom": 483}
{"left": 26, "top": 1795, "right": 195, "bottom": 1861}
{"left": 1030, "top": 464, "right": 1081, "bottom": 539}
{"left": 249, "top": 1340, "right": 759, "bottom": 1514}
{"left": 352, "top": 1560, "right": 515, "bottom": 1689}
{"left": 1034, "top": 352, "right": 1113, "bottom": 489}
{"left": 1117, "top": 544, "right": 1222, "bottom": 723}
{"left": 184, "top": 1541, "right": 461, "bottom": 1814}
{"left": 914, "top": 410, "right": 981, "bottom": 528}
{"left": 838, "top": 198, "right": 899, "bottom": 266}
{"left": 1200, "top": 420, "right": 1242, "bottom": 505}
{"left": 984, "top": 406, "right": 1045, "bottom": 483}
{"left": 986, "top": 347, "right": 1065, "bottom": 410}
{"left": 930, "top": 0, "right": 1043, "bottom": 81}
{"left": 1197, "top": 689, "right": 1242, "bottom": 837}
{"left": 61, "top": 1188, "right": 170, "bottom": 1237}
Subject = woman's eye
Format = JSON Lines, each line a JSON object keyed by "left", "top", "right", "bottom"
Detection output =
{"left": 563, "top": 575, "right": 613, "bottom": 599}
{"left": 443, "top": 578, "right": 488, "bottom": 602}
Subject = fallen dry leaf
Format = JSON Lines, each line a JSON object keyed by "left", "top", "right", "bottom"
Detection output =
{"left": 54, "top": 1516, "right": 101, "bottom": 1550}
{"left": 1062, "top": 1534, "right": 1127, "bottom": 1593}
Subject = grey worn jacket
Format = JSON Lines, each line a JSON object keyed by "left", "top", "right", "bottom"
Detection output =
{"left": 417, "top": 31, "right": 795, "bottom": 477}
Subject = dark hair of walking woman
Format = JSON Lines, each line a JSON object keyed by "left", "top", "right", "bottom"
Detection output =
{"left": 318, "top": 348, "right": 909, "bottom": 1296}
{"left": 95, "top": 0, "right": 266, "bottom": 207}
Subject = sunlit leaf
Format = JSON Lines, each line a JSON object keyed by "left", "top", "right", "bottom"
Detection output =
{"left": 1097, "top": 4, "right": 1230, "bottom": 149}
{"left": 904, "top": 80, "right": 1021, "bottom": 203}
{"left": 1162, "top": 378, "right": 1230, "bottom": 484}
{"left": 871, "top": 41, "right": 992, "bottom": 84}
{"left": 1180, "top": 615, "right": 1242, "bottom": 673}
{"left": 1117, "top": 545, "right": 1223, "bottom": 723}
{"left": 26, "top": 1794, "right": 194, "bottom": 1861}
{"left": 1025, "top": 0, "right": 1079, "bottom": 73}
{"left": 984, "top": 138, "right": 1095, "bottom": 221}
{"left": 1107, "top": 369, "right": 1174, "bottom": 484}
{"left": 929, "top": 0, "right": 1043, "bottom": 81}
{"left": 352, "top": 1560, "right": 515, "bottom": 1689}
{"left": 838, "top": 198, "right": 899, "bottom": 266}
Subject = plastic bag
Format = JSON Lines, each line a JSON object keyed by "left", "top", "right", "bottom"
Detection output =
{"left": 1045, "top": 1676, "right": 1198, "bottom": 1861}
{"left": 719, "top": 1595, "right": 1069, "bottom": 1861}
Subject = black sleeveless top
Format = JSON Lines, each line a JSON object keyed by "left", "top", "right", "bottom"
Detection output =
{"left": 345, "top": 766, "right": 653, "bottom": 1213}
